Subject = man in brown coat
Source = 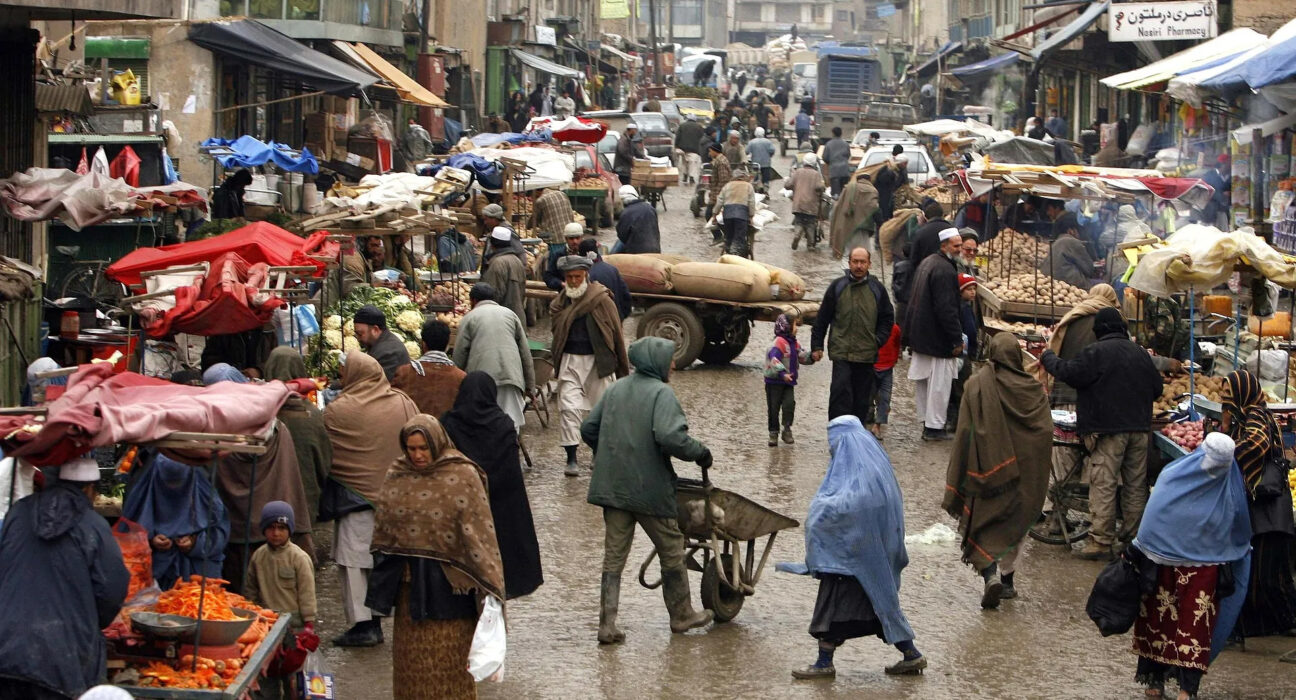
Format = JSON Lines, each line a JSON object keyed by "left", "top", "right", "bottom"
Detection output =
{"left": 390, "top": 318, "right": 465, "bottom": 417}
{"left": 787, "top": 152, "right": 826, "bottom": 249}
{"left": 550, "top": 255, "right": 629, "bottom": 476}
{"left": 707, "top": 143, "right": 731, "bottom": 242}
{"left": 829, "top": 171, "right": 880, "bottom": 259}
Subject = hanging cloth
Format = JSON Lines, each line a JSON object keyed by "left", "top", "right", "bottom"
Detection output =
{"left": 90, "top": 146, "right": 110, "bottom": 177}
{"left": 109, "top": 145, "right": 141, "bottom": 186}
{"left": 160, "top": 147, "right": 179, "bottom": 185}
{"left": 75, "top": 147, "right": 89, "bottom": 175}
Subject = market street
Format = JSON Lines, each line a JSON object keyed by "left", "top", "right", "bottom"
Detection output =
{"left": 309, "top": 152, "right": 1296, "bottom": 700}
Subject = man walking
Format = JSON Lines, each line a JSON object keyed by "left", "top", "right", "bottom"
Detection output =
{"left": 353, "top": 305, "right": 410, "bottom": 381}
{"left": 551, "top": 256, "right": 630, "bottom": 476}
{"left": 391, "top": 318, "right": 466, "bottom": 417}
{"left": 714, "top": 167, "right": 757, "bottom": 257}
{"left": 482, "top": 226, "right": 528, "bottom": 323}
{"left": 829, "top": 170, "right": 880, "bottom": 259}
{"left": 811, "top": 247, "right": 895, "bottom": 425}
{"left": 746, "top": 127, "right": 776, "bottom": 193}
{"left": 707, "top": 143, "right": 732, "bottom": 232}
{"left": 615, "top": 185, "right": 661, "bottom": 254}
{"left": 788, "top": 152, "right": 826, "bottom": 249}
{"left": 822, "top": 126, "right": 852, "bottom": 197}
{"left": 614, "top": 124, "right": 645, "bottom": 184}
{"left": 1039, "top": 307, "right": 1163, "bottom": 560}
{"left": 903, "top": 228, "right": 964, "bottom": 440}
{"left": 794, "top": 110, "right": 811, "bottom": 148}
{"left": 453, "top": 283, "right": 536, "bottom": 431}
{"left": 582, "top": 336, "right": 714, "bottom": 644}
{"left": 675, "top": 116, "right": 704, "bottom": 185}
{"left": 579, "top": 238, "right": 632, "bottom": 320}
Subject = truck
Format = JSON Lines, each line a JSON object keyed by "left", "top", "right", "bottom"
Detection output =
{"left": 814, "top": 47, "right": 884, "bottom": 142}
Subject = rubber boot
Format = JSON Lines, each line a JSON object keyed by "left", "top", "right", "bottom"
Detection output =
{"left": 661, "top": 568, "right": 713, "bottom": 633}
{"left": 597, "top": 572, "right": 626, "bottom": 644}
{"left": 792, "top": 228, "right": 802, "bottom": 250}
{"left": 564, "top": 445, "right": 579, "bottom": 477}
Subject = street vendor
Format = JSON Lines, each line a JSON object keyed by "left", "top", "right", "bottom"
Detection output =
{"left": 353, "top": 305, "right": 412, "bottom": 381}
{"left": 383, "top": 233, "right": 420, "bottom": 291}
{"left": 531, "top": 186, "right": 575, "bottom": 243}
{"left": 482, "top": 226, "right": 529, "bottom": 323}
{"left": 479, "top": 202, "right": 510, "bottom": 236}
{"left": 614, "top": 125, "right": 645, "bottom": 184}
{"left": 0, "top": 457, "right": 129, "bottom": 700}
{"left": 545, "top": 223, "right": 586, "bottom": 290}
{"left": 1041, "top": 213, "right": 1095, "bottom": 291}
{"left": 552, "top": 255, "right": 629, "bottom": 477}
{"left": 828, "top": 170, "right": 880, "bottom": 259}
{"left": 582, "top": 336, "right": 714, "bottom": 644}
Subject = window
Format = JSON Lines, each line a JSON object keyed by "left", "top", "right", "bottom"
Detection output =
{"left": 288, "top": 0, "right": 319, "bottom": 20}
{"left": 737, "top": 3, "right": 762, "bottom": 22}
{"left": 836, "top": 9, "right": 848, "bottom": 21}
{"left": 249, "top": 0, "right": 283, "bottom": 19}
{"left": 673, "top": 0, "right": 703, "bottom": 26}
{"left": 812, "top": 4, "right": 826, "bottom": 21}
{"left": 775, "top": 4, "right": 800, "bottom": 23}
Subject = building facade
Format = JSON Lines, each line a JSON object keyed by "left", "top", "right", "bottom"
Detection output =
{"left": 731, "top": 0, "right": 833, "bottom": 46}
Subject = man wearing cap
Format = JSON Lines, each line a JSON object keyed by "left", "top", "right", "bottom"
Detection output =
{"left": 353, "top": 305, "right": 411, "bottom": 381}
{"left": 0, "top": 457, "right": 129, "bottom": 699}
{"left": 614, "top": 124, "right": 645, "bottom": 184}
{"left": 482, "top": 225, "right": 529, "bottom": 323}
{"left": 578, "top": 238, "right": 632, "bottom": 320}
{"left": 550, "top": 255, "right": 629, "bottom": 476}
{"left": 454, "top": 283, "right": 536, "bottom": 430}
{"left": 707, "top": 143, "right": 732, "bottom": 228}
{"left": 1042, "top": 212, "right": 1095, "bottom": 291}
{"left": 746, "top": 127, "right": 776, "bottom": 193}
{"left": 715, "top": 167, "right": 757, "bottom": 257}
{"left": 480, "top": 202, "right": 509, "bottom": 234}
{"left": 903, "top": 227, "right": 965, "bottom": 440}
{"left": 946, "top": 273, "right": 981, "bottom": 429}
{"left": 723, "top": 129, "right": 746, "bottom": 167}
{"left": 788, "top": 152, "right": 826, "bottom": 249}
{"left": 812, "top": 247, "right": 894, "bottom": 425}
{"left": 614, "top": 185, "right": 661, "bottom": 254}
{"left": 531, "top": 185, "right": 575, "bottom": 243}
{"left": 545, "top": 222, "right": 587, "bottom": 290}
{"left": 957, "top": 229, "right": 979, "bottom": 275}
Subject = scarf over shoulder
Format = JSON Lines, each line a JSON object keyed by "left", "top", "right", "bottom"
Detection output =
{"left": 371, "top": 415, "right": 505, "bottom": 600}
{"left": 945, "top": 332, "right": 1053, "bottom": 570}
{"left": 1030, "top": 283, "right": 1117, "bottom": 387}
{"left": 324, "top": 352, "right": 418, "bottom": 503}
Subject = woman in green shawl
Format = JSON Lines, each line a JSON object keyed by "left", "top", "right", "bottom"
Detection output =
{"left": 262, "top": 347, "right": 331, "bottom": 532}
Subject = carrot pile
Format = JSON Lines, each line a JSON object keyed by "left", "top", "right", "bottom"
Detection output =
{"left": 134, "top": 657, "right": 242, "bottom": 689}
{"left": 155, "top": 575, "right": 241, "bottom": 621}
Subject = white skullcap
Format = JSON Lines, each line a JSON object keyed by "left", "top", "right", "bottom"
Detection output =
{"left": 895, "top": 155, "right": 909, "bottom": 164}
{"left": 803, "top": 153, "right": 818, "bottom": 167}
{"left": 728, "top": 130, "right": 740, "bottom": 138}
{"left": 563, "top": 222, "right": 584, "bottom": 238}
{"left": 938, "top": 227, "right": 961, "bottom": 242}
{"left": 618, "top": 184, "right": 639, "bottom": 200}
{"left": 754, "top": 127, "right": 765, "bottom": 138}
{"left": 1201, "top": 432, "right": 1235, "bottom": 477}
{"left": 490, "top": 226, "right": 513, "bottom": 242}
{"left": 78, "top": 686, "right": 135, "bottom": 700}
{"left": 60, "top": 457, "right": 100, "bottom": 482}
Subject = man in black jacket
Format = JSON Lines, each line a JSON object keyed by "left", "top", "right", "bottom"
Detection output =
{"left": 578, "top": 238, "right": 632, "bottom": 320}
{"left": 1040, "top": 307, "right": 1163, "bottom": 560}
{"left": 615, "top": 185, "right": 661, "bottom": 254}
{"left": 675, "top": 117, "right": 705, "bottom": 184}
{"left": 811, "top": 247, "right": 894, "bottom": 425}
{"left": 903, "top": 227, "right": 964, "bottom": 440}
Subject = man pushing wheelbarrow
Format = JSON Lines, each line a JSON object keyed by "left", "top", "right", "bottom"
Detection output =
{"left": 581, "top": 336, "right": 715, "bottom": 644}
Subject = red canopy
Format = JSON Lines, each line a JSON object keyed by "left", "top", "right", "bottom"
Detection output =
{"left": 139, "top": 252, "right": 285, "bottom": 338}
{"left": 106, "top": 221, "right": 334, "bottom": 288}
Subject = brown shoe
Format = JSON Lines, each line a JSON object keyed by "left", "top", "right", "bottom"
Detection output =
{"left": 1074, "top": 538, "right": 1113, "bottom": 561}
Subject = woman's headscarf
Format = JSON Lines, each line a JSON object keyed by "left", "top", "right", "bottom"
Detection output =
{"left": 262, "top": 347, "right": 308, "bottom": 382}
{"left": 441, "top": 373, "right": 518, "bottom": 473}
{"left": 324, "top": 352, "right": 418, "bottom": 503}
{"left": 122, "top": 453, "right": 229, "bottom": 587}
{"left": 203, "top": 363, "right": 248, "bottom": 385}
{"left": 801, "top": 416, "right": 914, "bottom": 643}
{"left": 773, "top": 313, "right": 794, "bottom": 341}
{"left": 371, "top": 415, "right": 505, "bottom": 600}
{"left": 1223, "top": 369, "right": 1280, "bottom": 491}
{"left": 1033, "top": 283, "right": 1119, "bottom": 386}
{"left": 944, "top": 333, "right": 1053, "bottom": 571}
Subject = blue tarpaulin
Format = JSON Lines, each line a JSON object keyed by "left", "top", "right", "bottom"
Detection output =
{"left": 419, "top": 153, "right": 504, "bottom": 190}
{"left": 1032, "top": 1, "right": 1109, "bottom": 61}
{"left": 915, "top": 41, "right": 963, "bottom": 79}
{"left": 950, "top": 52, "right": 1019, "bottom": 84}
{"left": 1240, "top": 35, "right": 1296, "bottom": 90}
{"left": 200, "top": 136, "right": 319, "bottom": 174}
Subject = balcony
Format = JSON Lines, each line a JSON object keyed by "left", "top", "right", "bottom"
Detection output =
{"left": 218, "top": 0, "right": 402, "bottom": 47}
{"left": 948, "top": 15, "right": 993, "bottom": 41}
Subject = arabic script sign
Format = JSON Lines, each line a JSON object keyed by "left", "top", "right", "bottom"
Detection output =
{"left": 1109, "top": 0, "right": 1217, "bottom": 42}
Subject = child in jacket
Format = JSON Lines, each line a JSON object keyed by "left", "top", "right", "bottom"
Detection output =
{"left": 246, "top": 501, "right": 316, "bottom": 700}
{"left": 765, "top": 313, "right": 813, "bottom": 446}
{"left": 872, "top": 323, "right": 902, "bottom": 440}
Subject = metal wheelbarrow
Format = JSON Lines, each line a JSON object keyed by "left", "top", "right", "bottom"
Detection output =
{"left": 638, "top": 466, "right": 799, "bottom": 622}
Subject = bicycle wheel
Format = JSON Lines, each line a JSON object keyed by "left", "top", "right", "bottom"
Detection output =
{"left": 1029, "top": 481, "right": 1092, "bottom": 544}
{"left": 62, "top": 265, "right": 123, "bottom": 309}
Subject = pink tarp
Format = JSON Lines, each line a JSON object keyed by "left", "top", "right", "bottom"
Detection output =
{"left": 107, "top": 221, "right": 335, "bottom": 288}
{"left": 524, "top": 116, "right": 608, "bottom": 144}
{"left": 7, "top": 364, "right": 291, "bottom": 467}
{"left": 0, "top": 168, "right": 207, "bottom": 231}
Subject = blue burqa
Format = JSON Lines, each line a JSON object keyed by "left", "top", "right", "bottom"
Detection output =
{"left": 121, "top": 454, "right": 229, "bottom": 589}
{"left": 1133, "top": 444, "right": 1252, "bottom": 662}
{"left": 779, "top": 416, "right": 914, "bottom": 643}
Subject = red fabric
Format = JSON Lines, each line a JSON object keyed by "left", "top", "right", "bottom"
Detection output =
{"left": 1133, "top": 564, "right": 1221, "bottom": 672}
{"left": 876, "top": 323, "right": 902, "bottom": 370}
{"left": 1124, "top": 176, "right": 1210, "bottom": 201}
{"left": 106, "top": 222, "right": 331, "bottom": 289}
{"left": 8, "top": 364, "right": 290, "bottom": 467}
{"left": 75, "top": 148, "right": 89, "bottom": 175}
{"left": 140, "top": 252, "right": 284, "bottom": 338}
{"left": 528, "top": 116, "right": 608, "bottom": 144}
{"left": 109, "top": 146, "right": 141, "bottom": 187}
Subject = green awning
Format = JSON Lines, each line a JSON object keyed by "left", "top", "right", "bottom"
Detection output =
{"left": 84, "top": 36, "right": 151, "bottom": 60}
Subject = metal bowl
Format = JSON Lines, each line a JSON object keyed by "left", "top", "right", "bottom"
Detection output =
{"left": 191, "top": 608, "right": 257, "bottom": 646}
{"left": 129, "top": 612, "right": 199, "bottom": 640}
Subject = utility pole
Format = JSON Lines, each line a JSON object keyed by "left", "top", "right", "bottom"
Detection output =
{"left": 648, "top": 0, "right": 662, "bottom": 85}
{"left": 420, "top": 0, "right": 431, "bottom": 53}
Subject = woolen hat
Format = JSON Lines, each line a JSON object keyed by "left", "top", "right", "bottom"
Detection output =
{"left": 481, "top": 203, "right": 505, "bottom": 218}
{"left": 618, "top": 184, "right": 639, "bottom": 200}
{"left": 958, "top": 273, "right": 977, "bottom": 291}
{"left": 558, "top": 254, "right": 593, "bottom": 271}
{"left": 563, "top": 222, "right": 584, "bottom": 238}
{"left": 353, "top": 304, "right": 386, "bottom": 329}
{"left": 1093, "top": 307, "right": 1127, "bottom": 337}
{"left": 469, "top": 282, "right": 497, "bottom": 302}
{"left": 259, "top": 500, "right": 295, "bottom": 535}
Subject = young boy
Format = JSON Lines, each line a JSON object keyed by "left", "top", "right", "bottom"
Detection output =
{"left": 871, "top": 322, "right": 901, "bottom": 441}
{"left": 246, "top": 501, "right": 316, "bottom": 700}
{"left": 946, "top": 274, "right": 981, "bottom": 429}
{"left": 765, "top": 313, "right": 813, "bottom": 446}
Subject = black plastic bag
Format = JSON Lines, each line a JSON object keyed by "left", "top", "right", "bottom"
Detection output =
{"left": 1086, "top": 545, "right": 1154, "bottom": 637}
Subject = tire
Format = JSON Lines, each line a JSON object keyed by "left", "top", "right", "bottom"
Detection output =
{"left": 701, "top": 553, "right": 744, "bottom": 623}
{"left": 638, "top": 302, "right": 705, "bottom": 368}
{"left": 698, "top": 319, "right": 751, "bottom": 365}
{"left": 1028, "top": 482, "right": 1092, "bottom": 545}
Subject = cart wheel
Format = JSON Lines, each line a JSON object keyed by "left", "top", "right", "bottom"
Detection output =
{"left": 701, "top": 553, "right": 745, "bottom": 623}
{"left": 698, "top": 319, "right": 751, "bottom": 365}
{"left": 638, "top": 302, "right": 705, "bottom": 368}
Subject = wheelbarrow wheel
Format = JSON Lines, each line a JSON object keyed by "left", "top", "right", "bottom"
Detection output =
{"left": 701, "top": 553, "right": 744, "bottom": 623}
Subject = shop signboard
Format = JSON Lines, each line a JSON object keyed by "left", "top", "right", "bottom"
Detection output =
{"left": 1108, "top": 1, "right": 1217, "bottom": 42}
{"left": 536, "top": 25, "right": 557, "bottom": 46}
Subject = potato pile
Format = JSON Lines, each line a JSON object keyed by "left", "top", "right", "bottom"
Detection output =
{"left": 982, "top": 274, "right": 1086, "bottom": 306}
{"left": 983, "top": 228, "right": 1049, "bottom": 278}
{"left": 915, "top": 185, "right": 953, "bottom": 209}
{"left": 985, "top": 318, "right": 1051, "bottom": 337}
{"left": 1153, "top": 373, "right": 1225, "bottom": 415}
{"left": 571, "top": 177, "right": 606, "bottom": 190}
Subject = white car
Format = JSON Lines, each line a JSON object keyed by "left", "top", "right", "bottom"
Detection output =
{"left": 855, "top": 144, "right": 939, "bottom": 185}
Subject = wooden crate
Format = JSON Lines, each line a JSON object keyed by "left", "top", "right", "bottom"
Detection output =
{"left": 977, "top": 284, "right": 1071, "bottom": 322}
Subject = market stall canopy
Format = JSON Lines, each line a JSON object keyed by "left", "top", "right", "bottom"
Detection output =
{"left": 1032, "top": 1, "right": 1109, "bottom": 61}
{"left": 948, "top": 52, "right": 1019, "bottom": 85}
{"left": 965, "top": 162, "right": 1212, "bottom": 205}
{"left": 1197, "top": 18, "right": 1296, "bottom": 102}
{"left": 1128, "top": 224, "right": 1296, "bottom": 298}
{"left": 468, "top": 146, "right": 575, "bottom": 191}
{"left": 511, "top": 48, "right": 582, "bottom": 79}
{"left": 1166, "top": 44, "right": 1271, "bottom": 107}
{"left": 348, "top": 42, "right": 451, "bottom": 108}
{"left": 601, "top": 43, "right": 642, "bottom": 65}
{"left": 0, "top": 168, "right": 206, "bottom": 231}
{"left": 1100, "top": 28, "right": 1265, "bottom": 91}
{"left": 915, "top": 41, "right": 962, "bottom": 80}
{"left": 1230, "top": 111, "right": 1296, "bottom": 147}
{"left": 188, "top": 19, "right": 378, "bottom": 96}
{"left": 904, "top": 118, "right": 1000, "bottom": 138}
{"left": 199, "top": 136, "right": 319, "bottom": 174}
{"left": 106, "top": 221, "right": 333, "bottom": 288}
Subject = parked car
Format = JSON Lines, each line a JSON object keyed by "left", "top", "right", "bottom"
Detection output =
{"left": 584, "top": 111, "right": 675, "bottom": 164}
{"left": 855, "top": 143, "right": 938, "bottom": 185}
{"left": 673, "top": 98, "right": 715, "bottom": 123}
{"left": 792, "top": 62, "right": 817, "bottom": 102}
{"left": 848, "top": 128, "right": 916, "bottom": 167}
{"left": 635, "top": 100, "right": 683, "bottom": 131}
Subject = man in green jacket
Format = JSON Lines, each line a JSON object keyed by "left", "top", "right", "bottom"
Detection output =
{"left": 582, "top": 337, "right": 714, "bottom": 644}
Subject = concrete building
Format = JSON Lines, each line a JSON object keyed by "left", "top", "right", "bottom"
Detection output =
{"left": 189, "top": 0, "right": 402, "bottom": 47}
{"left": 1232, "top": 0, "right": 1291, "bottom": 35}
{"left": 731, "top": 0, "right": 833, "bottom": 46}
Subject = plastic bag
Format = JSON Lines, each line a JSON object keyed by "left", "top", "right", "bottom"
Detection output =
{"left": 112, "top": 518, "right": 153, "bottom": 599}
{"left": 298, "top": 650, "right": 335, "bottom": 699}
{"left": 467, "top": 595, "right": 506, "bottom": 682}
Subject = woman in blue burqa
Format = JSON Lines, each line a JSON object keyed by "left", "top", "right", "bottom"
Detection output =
{"left": 122, "top": 452, "right": 230, "bottom": 589}
{"left": 1130, "top": 432, "right": 1251, "bottom": 700}
{"left": 782, "top": 415, "right": 926, "bottom": 680}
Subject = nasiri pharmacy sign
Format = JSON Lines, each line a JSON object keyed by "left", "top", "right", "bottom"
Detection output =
{"left": 1109, "top": 1, "right": 1217, "bottom": 42}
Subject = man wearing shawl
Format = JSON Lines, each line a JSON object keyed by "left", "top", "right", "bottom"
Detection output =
{"left": 442, "top": 372, "right": 543, "bottom": 599}
{"left": 122, "top": 452, "right": 230, "bottom": 589}
{"left": 553, "top": 255, "right": 629, "bottom": 476}
{"left": 392, "top": 318, "right": 466, "bottom": 417}
{"left": 945, "top": 333, "right": 1052, "bottom": 608}
{"left": 582, "top": 337, "right": 713, "bottom": 644}
{"left": 454, "top": 283, "right": 535, "bottom": 430}
{"left": 828, "top": 170, "right": 880, "bottom": 259}
{"left": 781, "top": 417, "right": 927, "bottom": 679}
{"left": 322, "top": 352, "right": 418, "bottom": 647}
{"left": 1129, "top": 433, "right": 1252, "bottom": 700}
{"left": 262, "top": 347, "right": 332, "bottom": 532}
{"left": 366, "top": 415, "right": 505, "bottom": 700}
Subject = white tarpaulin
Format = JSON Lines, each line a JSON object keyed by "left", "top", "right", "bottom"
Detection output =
{"left": 318, "top": 172, "right": 437, "bottom": 213}
{"left": 1128, "top": 224, "right": 1296, "bottom": 297}
{"left": 468, "top": 147, "right": 575, "bottom": 192}
{"left": 903, "top": 119, "right": 1001, "bottom": 138}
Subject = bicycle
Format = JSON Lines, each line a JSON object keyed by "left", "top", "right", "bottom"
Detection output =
{"left": 53, "top": 245, "right": 125, "bottom": 311}
{"left": 1028, "top": 418, "right": 1093, "bottom": 545}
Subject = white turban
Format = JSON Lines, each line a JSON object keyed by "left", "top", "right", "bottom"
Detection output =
{"left": 938, "top": 227, "right": 961, "bottom": 242}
